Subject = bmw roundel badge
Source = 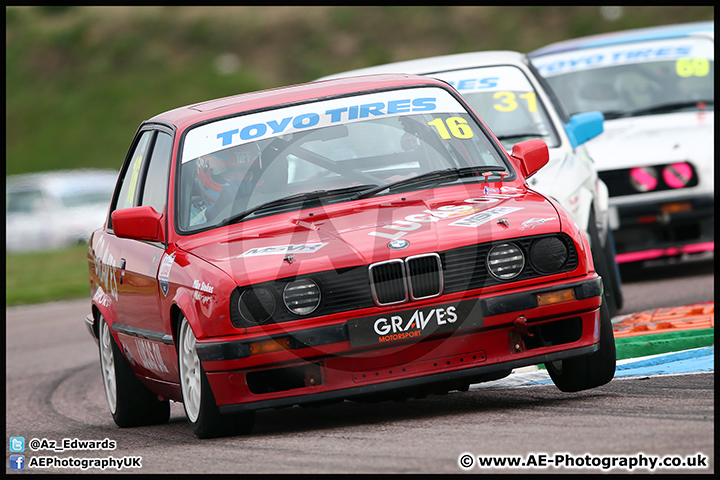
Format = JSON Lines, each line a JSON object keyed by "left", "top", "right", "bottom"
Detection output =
{"left": 388, "top": 239, "right": 410, "bottom": 250}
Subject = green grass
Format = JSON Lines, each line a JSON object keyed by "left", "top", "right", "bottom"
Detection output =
{"left": 6, "top": 6, "right": 713, "bottom": 176}
{"left": 6, "top": 243, "right": 92, "bottom": 306}
{"left": 5, "top": 6, "right": 714, "bottom": 305}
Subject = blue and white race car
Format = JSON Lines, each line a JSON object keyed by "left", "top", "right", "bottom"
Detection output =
{"left": 317, "top": 50, "right": 623, "bottom": 315}
{"left": 530, "top": 21, "right": 714, "bottom": 265}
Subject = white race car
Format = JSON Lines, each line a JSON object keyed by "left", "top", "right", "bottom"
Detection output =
{"left": 530, "top": 21, "right": 714, "bottom": 266}
{"left": 6, "top": 169, "right": 118, "bottom": 252}
{"left": 317, "top": 50, "right": 623, "bottom": 316}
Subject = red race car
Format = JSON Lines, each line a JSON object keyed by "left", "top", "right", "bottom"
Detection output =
{"left": 85, "top": 74, "right": 615, "bottom": 438}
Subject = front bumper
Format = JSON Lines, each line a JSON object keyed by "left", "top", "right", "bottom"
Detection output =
{"left": 197, "top": 276, "right": 604, "bottom": 413}
{"left": 85, "top": 313, "right": 97, "bottom": 341}
{"left": 609, "top": 194, "right": 714, "bottom": 261}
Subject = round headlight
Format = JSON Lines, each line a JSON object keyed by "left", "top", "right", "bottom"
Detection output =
{"left": 487, "top": 243, "right": 524, "bottom": 280}
{"left": 238, "top": 287, "right": 276, "bottom": 324}
{"left": 530, "top": 237, "right": 568, "bottom": 273}
{"left": 283, "top": 278, "right": 321, "bottom": 315}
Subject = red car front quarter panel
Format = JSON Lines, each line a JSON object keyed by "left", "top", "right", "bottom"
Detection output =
{"left": 540, "top": 191, "right": 595, "bottom": 274}
{"left": 86, "top": 231, "right": 122, "bottom": 340}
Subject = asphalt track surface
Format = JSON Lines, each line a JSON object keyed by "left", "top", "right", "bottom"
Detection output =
{"left": 5, "top": 259, "right": 714, "bottom": 474}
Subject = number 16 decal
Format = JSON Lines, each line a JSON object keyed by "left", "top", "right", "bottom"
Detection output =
{"left": 428, "top": 117, "right": 474, "bottom": 139}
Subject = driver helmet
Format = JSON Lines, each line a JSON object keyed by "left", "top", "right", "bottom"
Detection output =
{"left": 196, "top": 143, "right": 261, "bottom": 204}
{"left": 574, "top": 79, "right": 624, "bottom": 114}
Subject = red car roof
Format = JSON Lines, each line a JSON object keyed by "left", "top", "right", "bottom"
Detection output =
{"left": 148, "top": 74, "right": 451, "bottom": 130}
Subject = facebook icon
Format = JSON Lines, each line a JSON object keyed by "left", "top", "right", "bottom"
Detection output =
{"left": 10, "top": 454, "right": 25, "bottom": 470}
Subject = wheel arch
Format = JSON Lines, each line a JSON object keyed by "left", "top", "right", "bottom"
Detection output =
{"left": 90, "top": 296, "right": 118, "bottom": 341}
{"left": 591, "top": 179, "right": 611, "bottom": 249}
{"left": 170, "top": 288, "right": 205, "bottom": 353}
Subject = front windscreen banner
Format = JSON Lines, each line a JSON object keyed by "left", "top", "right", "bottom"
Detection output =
{"left": 533, "top": 37, "right": 714, "bottom": 117}
{"left": 533, "top": 37, "right": 714, "bottom": 78}
{"left": 182, "top": 87, "right": 468, "bottom": 164}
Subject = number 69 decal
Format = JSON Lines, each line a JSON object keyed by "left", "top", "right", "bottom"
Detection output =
{"left": 675, "top": 57, "right": 710, "bottom": 78}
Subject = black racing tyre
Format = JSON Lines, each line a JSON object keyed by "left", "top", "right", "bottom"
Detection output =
{"left": 98, "top": 315, "right": 170, "bottom": 427}
{"left": 588, "top": 209, "right": 624, "bottom": 317}
{"left": 177, "top": 315, "right": 255, "bottom": 439}
{"left": 546, "top": 295, "right": 616, "bottom": 393}
{"left": 602, "top": 226, "right": 624, "bottom": 312}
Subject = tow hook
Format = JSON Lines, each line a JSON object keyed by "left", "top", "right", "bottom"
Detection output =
{"left": 509, "top": 315, "right": 534, "bottom": 353}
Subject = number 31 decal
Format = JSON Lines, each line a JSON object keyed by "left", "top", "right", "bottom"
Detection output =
{"left": 493, "top": 91, "right": 537, "bottom": 113}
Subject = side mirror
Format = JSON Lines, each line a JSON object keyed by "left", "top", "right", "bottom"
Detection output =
{"left": 111, "top": 206, "right": 164, "bottom": 242}
{"left": 510, "top": 138, "right": 549, "bottom": 179}
{"left": 564, "top": 111, "right": 604, "bottom": 148}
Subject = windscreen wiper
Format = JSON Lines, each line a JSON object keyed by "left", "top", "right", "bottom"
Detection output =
{"left": 220, "top": 184, "right": 377, "bottom": 226}
{"left": 495, "top": 131, "right": 545, "bottom": 141}
{"left": 598, "top": 110, "right": 627, "bottom": 120}
{"left": 619, "top": 100, "right": 714, "bottom": 118}
{"left": 351, "top": 165, "right": 508, "bottom": 200}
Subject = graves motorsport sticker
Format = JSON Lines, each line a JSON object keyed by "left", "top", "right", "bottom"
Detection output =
{"left": 347, "top": 298, "right": 483, "bottom": 348}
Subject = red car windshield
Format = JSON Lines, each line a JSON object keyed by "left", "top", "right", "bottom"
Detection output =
{"left": 177, "top": 87, "right": 510, "bottom": 232}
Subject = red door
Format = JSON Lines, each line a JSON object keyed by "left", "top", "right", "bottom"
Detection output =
{"left": 105, "top": 127, "right": 176, "bottom": 381}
